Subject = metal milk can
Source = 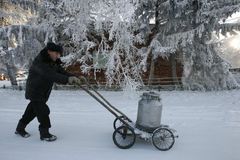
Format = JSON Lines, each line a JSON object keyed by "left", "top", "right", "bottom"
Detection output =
{"left": 136, "top": 92, "right": 162, "bottom": 132}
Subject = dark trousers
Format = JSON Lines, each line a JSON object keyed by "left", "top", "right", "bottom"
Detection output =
{"left": 19, "top": 101, "right": 51, "bottom": 129}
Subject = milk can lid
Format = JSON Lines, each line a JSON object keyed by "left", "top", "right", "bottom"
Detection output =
{"left": 142, "top": 91, "right": 160, "bottom": 100}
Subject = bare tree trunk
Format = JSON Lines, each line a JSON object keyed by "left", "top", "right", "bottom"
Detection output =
{"left": 148, "top": 48, "right": 155, "bottom": 85}
{"left": 5, "top": 62, "right": 17, "bottom": 87}
{"left": 170, "top": 53, "right": 179, "bottom": 85}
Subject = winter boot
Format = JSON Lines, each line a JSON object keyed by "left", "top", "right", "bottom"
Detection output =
{"left": 39, "top": 128, "right": 57, "bottom": 142}
{"left": 15, "top": 121, "right": 30, "bottom": 138}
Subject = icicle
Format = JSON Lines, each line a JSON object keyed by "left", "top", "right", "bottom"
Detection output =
{"left": 7, "top": 26, "right": 12, "bottom": 50}
{"left": 18, "top": 25, "right": 23, "bottom": 46}
{"left": 44, "top": 31, "right": 49, "bottom": 45}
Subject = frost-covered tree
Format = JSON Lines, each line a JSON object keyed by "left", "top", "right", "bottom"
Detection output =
{"left": 1, "top": 0, "right": 240, "bottom": 90}
{"left": 92, "top": 0, "right": 145, "bottom": 88}
{"left": 117, "top": 0, "right": 240, "bottom": 90}
{"left": 37, "top": 0, "right": 145, "bottom": 89}
{"left": 151, "top": 0, "right": 240, "bottom": 90}
{"left": 0, "top": 0, "right": 43, "bottom": 86}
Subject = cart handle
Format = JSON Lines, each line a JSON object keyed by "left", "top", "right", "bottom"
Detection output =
{"left": 76, "top": 80, "right": 132, "bottom": 122}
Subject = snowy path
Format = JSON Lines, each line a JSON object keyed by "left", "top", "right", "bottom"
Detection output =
{"left": 0, "top": 89, "right": 240, "bottom": 160}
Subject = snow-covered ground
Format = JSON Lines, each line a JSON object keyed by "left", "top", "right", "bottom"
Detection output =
{"left": 0, "top": 89, "right": 240, "bottom": 160}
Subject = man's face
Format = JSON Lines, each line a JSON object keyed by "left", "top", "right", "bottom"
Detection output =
{"left": 47, "top": 50, "right": 61, "bottom": 61}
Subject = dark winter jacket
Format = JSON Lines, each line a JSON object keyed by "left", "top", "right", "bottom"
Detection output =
{"left": 25, "top": 48, "right": 74, "bottom": 102}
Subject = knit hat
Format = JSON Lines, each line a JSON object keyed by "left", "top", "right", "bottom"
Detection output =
{"left": 46, "top": 42, "right": 63, "bottom": 55}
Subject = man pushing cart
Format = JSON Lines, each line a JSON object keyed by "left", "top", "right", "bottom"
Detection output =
{"left": 15, "top": 42, "right": 178, "bottom": 150}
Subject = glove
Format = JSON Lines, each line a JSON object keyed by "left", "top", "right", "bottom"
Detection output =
{"left": 68, "top": 76, "right": 80, "bottom": 85}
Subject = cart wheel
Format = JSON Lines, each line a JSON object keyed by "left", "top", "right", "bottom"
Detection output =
{"left": 152, "top": 128, "right": 175, "bottom": 151}
{"left": 113, "top": 126, "right": 136, "bottom": 149}
{"left": 113, "top": 116, "right": 130, "bottom": 130}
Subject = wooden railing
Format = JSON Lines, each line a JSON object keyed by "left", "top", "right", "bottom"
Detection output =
{"left": 54, "top": 77, "right": 183, "bottom": 90}
{"left": 85, "top": 77, "right": 182, "bottom": 85}
{"left": 143, "top": 77, "right": 182, "bottom": 85}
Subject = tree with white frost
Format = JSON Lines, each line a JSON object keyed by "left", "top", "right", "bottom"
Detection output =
{"left": 0, "top": 0, "right": 42, "bottom": 86}
{"left": 1, "top": 0, "right": 240, "bottom": 90}
{"left": 133, "top": 0, "right": 240, "bottom": 90}
{"left": 38, "top": 0, "right": 145, "bottom": 89}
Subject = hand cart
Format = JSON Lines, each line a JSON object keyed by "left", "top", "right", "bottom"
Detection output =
{"left": 78, "top": 82, "right": 178, "bottom": 151}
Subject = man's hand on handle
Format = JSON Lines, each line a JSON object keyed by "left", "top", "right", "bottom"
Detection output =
{"left": 68, "top": 76, "right": 79, "bottom": 85}
{"left": 68, "top": 76, "right": 87, "bottom": 85}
